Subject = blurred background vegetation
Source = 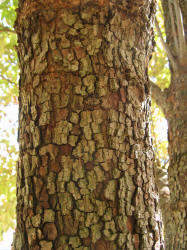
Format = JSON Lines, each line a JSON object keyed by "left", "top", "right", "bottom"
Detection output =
{"left": 0, "top": 0, "right": 169, "bottom": 241}
{"left": 0, "top": 0, "right": 18, "bottom": 240}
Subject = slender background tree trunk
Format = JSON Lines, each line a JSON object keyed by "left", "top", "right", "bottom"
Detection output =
{"left": 13, "top": 1, "right": 164, "bottom": 249}
{"left": 151, "top": 0, "right": 187, "bottom": 249}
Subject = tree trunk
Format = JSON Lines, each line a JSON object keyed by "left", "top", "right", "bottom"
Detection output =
{"left": 151, "top": 1, "right": 187, "bottom": 249}
{"left": 151, "top": 75, "right": 187, "bottom": 250}
{"left": 153, "top": 73, "right": 187, "bottom": 250}
{"left": 13, "top": 1, "right": 164, "bottom": 249}
{"left": 167, "top": 74, "right": 187, "bottom": 250}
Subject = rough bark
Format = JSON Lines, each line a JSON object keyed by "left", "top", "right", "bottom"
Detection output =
{"left": 166, "top": 75, "right": 187, "bottom": 250}
{"left": 13, "top": 0, "right": 164, "bottom": 249}
{"left": 155, "top": 72, "right": 187, "bottom": 250}
{"left": 150, "top": 1, "right": 187, "bottom": 249}
{"left": 151, "top": 76, "right": 187, "bottom": 250}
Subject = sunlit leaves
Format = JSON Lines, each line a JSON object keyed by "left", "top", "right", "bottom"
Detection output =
{"left": 149, "top": 2, "right": 170, "bottom": 90}
{"left": 0, "top": 32, "right": 18, "bottom": 105}
{"left": 0, "top": 150, "right": 16, "bottom": 239}
{"left": 150, "top": 101, "right": 169, "bottom": 168}
{"left": 0, "top": 0, "right": 17, "bottom": 27}
{"left": 0, "top": 104, "right": 18, "bottom": 238}
{"left": 0, "top": 0, "right": 18, "bottom": 238}
{"left": 0, "top": 0, "right": 18, "bottom": 105}
{"left": 149, "top": 1, "right": 169, "bottom": 169}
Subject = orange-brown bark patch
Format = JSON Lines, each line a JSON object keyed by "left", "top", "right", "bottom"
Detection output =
{"left": 74, "top": 47, "right": 86, "bottom": 60}
{"left": 39, "top": 166, "right": 47, "bottom": 177}
{"left": 32, "top": 245, "right": 40, "bottom": 250}
{"left": 71, "top": 125, "right": 81, "bottom": 135}
{"left": 60, "top": 0, "right": 81, "bottom": 8}
{"left": 42, "top": 72, "right": 59, "bottom": 81}
{"left": 60, "top": 144, "right": 72, "bottom": 156}
{"left": 98, "top": 54, "right": 105, "bottom": 65}
{"left": 120, "top": 87, "right": 126, "bottom": 103}
{"left": 109, "top": 69, "right": 116, "bottom": 78}
{"left": 42, "top": 155, "right": 48, "bottom": 165}
{"left": 63, "top": 214, "right": 79, "bottom": 235}
{"left": 112, "top": 206, "right": 117, "bottom": 216}
{"left": 134, "top": 234, "right": 139, "bottom": 250}
{"left": 110, "top": 93, "right": 119, "bottom": 109}
{"left": 83, "top": 237, "right": 91, "bottom": 246}
{"left": 86, "top": 161, "right": 94, "bottom": 170}
{"left": 97, "top": 0, "right": 109, "bottom": 7}
{"left": 40, "top": 186, "right": 49, "bottom": 201}
{"left": 127, "top": 216, "right": 135, "bottom": 233}
{"left": 50, "top": 161, "right": 60, "bottom": 173}
{"left": 40, "top": 201, "right": 50, "bottom": 209}
{"left": 102, "top": 93, "right": 119, "bottom": 109}
{"left": 60, "top": 73, "right": 70, "bottom": 89}
{"left": 95, "top": 238, "right": 111, "bottom": 250}
{"left": 24, "top": 133, "right": 30, "bottom": 145}
{"left": 35, "top": 178, "right": 43, "bottom": 199}
{"left": 28, "top": 208, "right": 34, "bottom": 217}
{"left": 57, "top": 108, "right": 68, "bottom": 120}
{"left": 69, "top": 74, "right": 81, "bottom": 85}
{"left": 43, "top": 223, "right": 58, "bottom": 240}
{"left": 61, "top": 49, "right": 71, "bottom": 59}
{"left": 99, "top": 65, "right": 108, "bottom": 75}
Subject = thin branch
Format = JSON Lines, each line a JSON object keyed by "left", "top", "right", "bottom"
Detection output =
{"left": 149, "top": 79, "right": 169, "bottom": 115}
{"left": 155, "top": 18, "right": 178, "bottom": 71}
{"left": 168, "top": 0, "right": 179, "bottom": 54}
{"left": 0, "top": 24, "right": 16, "bottom": 34}
{"left": 0, "top": 74, "right": 16, "bottom": 85}
{"left": 173, "top": 0, "right": 187, "bottom": 61}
